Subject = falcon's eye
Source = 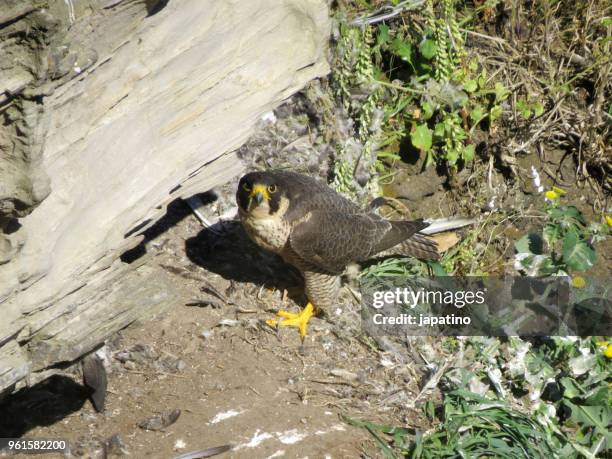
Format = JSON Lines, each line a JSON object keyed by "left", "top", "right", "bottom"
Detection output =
{"left": 242, "top": 182, "right": 252, "bottom": 192}
{"left": 268, "top": 184, "right": 277, "bottom": 193}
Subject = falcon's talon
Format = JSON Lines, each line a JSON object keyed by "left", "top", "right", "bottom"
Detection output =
{"left": 266, "top": 303, "right": 315, "bottom": 339}
{"left": 275, "top": 310, "right": 300, "bottom": 320}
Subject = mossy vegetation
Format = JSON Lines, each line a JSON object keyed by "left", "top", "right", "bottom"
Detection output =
{"left": 327, "top": 1, "right": 611, "bottom": 456}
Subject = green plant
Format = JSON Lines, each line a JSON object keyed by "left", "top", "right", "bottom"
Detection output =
{"left": 332, "top": 0, "right": 509, "bottom": 172}
{"left": 332, "top": 23, "right": 382, "bottom": 200}
{"left": 516, "top": 97, "right": 545, "bottom": 120}
{"left": 346, "top": 336, "right": 611, "bottom": 458}
{"left": 503, "top": 337, "right": 611, "bottom": 457}
{"left": 514, "top": 192, "right": 605, "bottom": 277}
{"left": 359, "top": 256, "right": 429, "bottom": 280}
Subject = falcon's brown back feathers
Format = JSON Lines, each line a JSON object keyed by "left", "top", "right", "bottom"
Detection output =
{"left": 237, "top": 170, "right": 439, "bottom": 278}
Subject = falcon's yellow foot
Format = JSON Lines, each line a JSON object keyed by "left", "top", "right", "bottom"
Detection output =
{"left": 266, "top": 303, "right": 315, "bottom": 340}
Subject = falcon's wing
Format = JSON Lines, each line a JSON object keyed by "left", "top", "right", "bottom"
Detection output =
{"left": 289, "top": 211, "right": 388, "bottom": 274}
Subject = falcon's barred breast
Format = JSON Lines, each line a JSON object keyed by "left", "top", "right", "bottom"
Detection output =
{"left": 236, "top": 170, "right": 439, "bottom": 339}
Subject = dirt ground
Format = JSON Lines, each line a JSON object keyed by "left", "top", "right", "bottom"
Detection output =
{"left": 1, "top": 188, "right": 445, "bottom": 459}
{"left": 0, "top": 90, "right": 448, "bottom": 459}
{"left": 1, "top": 82, "right": 608, "bottom": 458}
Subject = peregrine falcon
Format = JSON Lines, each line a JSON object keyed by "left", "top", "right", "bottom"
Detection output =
{"left": 236, "top": 170, "right": 439, "bottom": 339}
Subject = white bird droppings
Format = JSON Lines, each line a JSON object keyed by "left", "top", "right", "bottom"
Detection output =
{"left": 261, "top": 111, "right": 277, "bottom": 124}
{"left": 235, "top": 430, "right": 274, "bottom": 449}
{"left": 208, "top": 409, "right": 245, "bottom": 424}
{"left": 276, "top": 429, "right": 308, "bottom": 445}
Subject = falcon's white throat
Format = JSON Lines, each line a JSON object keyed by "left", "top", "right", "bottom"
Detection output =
{"left": 239, "top": 195, "right": 291, "bottom": 253}
{"left": 246, "top": 195, "right": 271, "bottom": 219}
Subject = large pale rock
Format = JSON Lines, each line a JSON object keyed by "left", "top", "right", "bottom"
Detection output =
{"left": 0, "top": 0, "right": 329, "bottom": 394}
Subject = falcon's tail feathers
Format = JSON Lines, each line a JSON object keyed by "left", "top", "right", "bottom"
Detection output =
{"left": 375, "top": 233, "right": 440, "bottom": 260}
{"left": 421, "top": 216, "right": 476, "bottom": 235}
{"left": 371, "top": 219, "right": 439, "bottom": 261}
{"left": 371, "top": 219, "right": 429, "bottom": 254}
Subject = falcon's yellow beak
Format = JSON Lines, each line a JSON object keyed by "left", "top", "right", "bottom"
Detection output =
{"left": 250, "top": 184, "right": 270, "bottom": 205}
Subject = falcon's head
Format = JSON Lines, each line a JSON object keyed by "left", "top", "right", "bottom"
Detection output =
{"left": 236, "top": 171, "right": 289, "bottom": 218}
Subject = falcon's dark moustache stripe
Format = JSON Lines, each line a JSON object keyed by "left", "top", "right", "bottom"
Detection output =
{"left": 268, "top": 192, "right": 280, "bottom": 215}
{"left": 237, "top": 190, "right": 250, "bottom": 211}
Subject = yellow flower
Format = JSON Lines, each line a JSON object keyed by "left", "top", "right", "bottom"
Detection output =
{"left": 544, "top": 190, "right": 559, "bottom": 200}
{"left": 552, "top": 186, "right": 566, "bottom": 196}
{"left": 597, "top": 340, "right": 612, "bottom": 358}
{"left": 606, "top": 215, "right": 612, "bottom": 227}
{"left": 571, "top": 276, "right": 586, "bottom": 288}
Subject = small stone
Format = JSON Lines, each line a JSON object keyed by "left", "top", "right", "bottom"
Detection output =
{"left": 201, "top": 330, "right": 213, "bottom": 339}
{"left": 175, "top": 359, "right": 187, "bottom": 372}
{"left": 137, "top": 409, "right": 181, "bottom": 431}
{"left": 105, "top": 434, "right": 129, "bottom": 456}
